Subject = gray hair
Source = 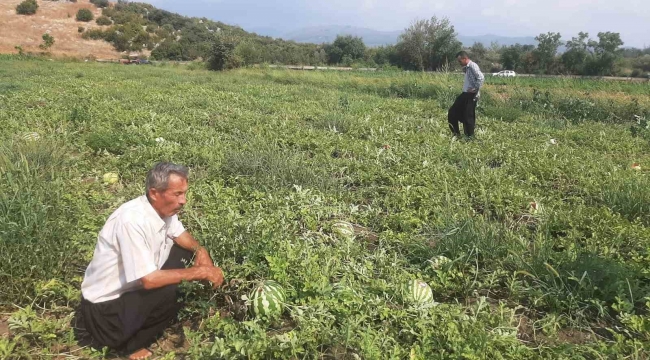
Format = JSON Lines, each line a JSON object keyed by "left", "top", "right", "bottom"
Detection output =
{"left": 145, "top": 162, "right": 189, "bottom": 193}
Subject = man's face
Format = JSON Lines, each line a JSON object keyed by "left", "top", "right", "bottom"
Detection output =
{"left": 148, "top": 174, "right": 188, "bottom": 218}
{"left": 457, "top": 56, "right": 470, "bottom": 67}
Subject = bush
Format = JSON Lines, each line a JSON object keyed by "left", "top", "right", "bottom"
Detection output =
{"left": 95, "top": 15, "right": 112, "bottom": 25}
{"left": 76, "top": 8, "right": 94, "bottom": 22}
{"left": 16, "top": 0, "right": 38, "bottom": 15}
{"left": 90, "top": 0, "right": 109, "bottom": 8}
{"left": 38, "top": 33, "right": 54, "bottom": 50}
{"left": 81, "top": 28, "right": 105, "bottom": 40}
{"left": 78, "top": 26, "right": 85, "bottom": 33}
{"left": 207, "top": 37, "right": 238, "bottom": 71}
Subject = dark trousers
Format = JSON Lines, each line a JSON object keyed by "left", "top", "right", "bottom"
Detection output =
{"left": 448, "top": 92, "right": 477, "bottom": 137}
{"left": 81, "top": 245, "right": 192, "bottom": 354}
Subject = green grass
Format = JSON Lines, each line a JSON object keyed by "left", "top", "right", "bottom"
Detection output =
{"left": 1, "top": 56, "right": 649, "bottom": 358}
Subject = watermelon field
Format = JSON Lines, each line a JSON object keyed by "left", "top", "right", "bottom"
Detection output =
{"left": 1, "top": 55, "right": 650, "bottom": 359}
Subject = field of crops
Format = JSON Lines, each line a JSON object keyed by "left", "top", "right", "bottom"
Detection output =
{"left": 1, "top": 55, "right": 650, "bottom": 359}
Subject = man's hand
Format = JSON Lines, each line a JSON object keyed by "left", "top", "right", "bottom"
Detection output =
{"left": 468, "top": 88, "right": 477, "bottom": 93}
{"left": 194, "top": 247, "right": 214, "bottom": 268}
{"left": 202, "top": 266, "right": 224, "bottom": 289}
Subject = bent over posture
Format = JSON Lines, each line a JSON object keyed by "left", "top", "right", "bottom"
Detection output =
{"left": 81, "top": 162, "right": 224, "bottom": 359}
{"left": 448, "top": 51, "right": 485, "bottom": 137}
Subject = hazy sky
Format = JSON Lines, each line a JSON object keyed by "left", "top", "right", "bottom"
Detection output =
{"left": 146, "top": 0, "right": 650, "bottom": 47}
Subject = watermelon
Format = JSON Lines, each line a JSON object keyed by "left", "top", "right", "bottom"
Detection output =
{"left": 332, "top": 220, "right": 355, "bottom": 240}
{"left": 102, "top": 172, "right": 119, "bottom": 185}
{"left": 249, "top": 280, "right": 286, "bottom": 318}
{"left": 429, "top": 255, "right": 451, "bottom": 270}
{"left": 22, "top": 132, "right": 40, "bottom": 141}
{"left": 406, "top": 280, "right": 434, "bottom": 305}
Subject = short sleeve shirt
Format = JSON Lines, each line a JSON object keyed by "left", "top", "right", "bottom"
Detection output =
{"left": 81, "top": 196, "right": 186, "bottom": 303}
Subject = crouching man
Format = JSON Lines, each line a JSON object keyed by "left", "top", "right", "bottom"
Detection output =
{"left": 80, "top": 162, "right": 224, "bottom": 359}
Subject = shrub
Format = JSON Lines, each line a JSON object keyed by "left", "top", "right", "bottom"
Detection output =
{"left": 81, "top": 28, "right": 105, "bottom": 40}
{"left": 76, "top": 8, "right": 94, "bottom": 22}
{"left": 207, "top": 37, "right": 238, "bottom": 71}
{"left": 38, "top": 33, "right": 54, "bottom": 50}
{"left": 78, "top": 26, "right": 85, "bottom": 33}
{"left": 16, "top": 0, "right": 38, "bottom": 15}
{"left": 95, "top": 15, "right": 112, "bottom": 25}
{"left": 90, "top": 0, "right": 109, "bottom": 8}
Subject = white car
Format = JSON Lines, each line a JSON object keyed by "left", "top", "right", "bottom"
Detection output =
{"left": 493, "top": 70, "right": 516, "bottom": 77}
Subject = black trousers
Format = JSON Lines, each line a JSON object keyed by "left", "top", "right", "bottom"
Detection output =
{"left": 81, "top": 245, "right": 193, "bottom": 354}
{"left": 448, "top": 92, "right": 478, "bottom": 137}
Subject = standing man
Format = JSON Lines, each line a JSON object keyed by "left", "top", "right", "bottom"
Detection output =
{"left": 80, "top": 162, "right": 224, "bottom": 360}
{"left": 448, "top": 51, "right": 485, "bottom": 138}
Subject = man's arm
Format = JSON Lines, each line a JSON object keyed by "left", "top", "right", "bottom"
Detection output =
{"left": 171, "top": 231, "right": 215, "bottom": 267}
{"left": 469, "top": 63, "right": 485, "bottom": 91}
{"left": 141, "top": 266, "right": 223, "bottom": 290}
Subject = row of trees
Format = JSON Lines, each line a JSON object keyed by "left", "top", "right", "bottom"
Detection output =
{"left": 206, "top": 17, "right": 648, "bottom": 77}
{"left": 37, "top": 0, "right": 646, "bottom": 77}
{"left": 476, "top": 31, "right": 634, "bottom": 76}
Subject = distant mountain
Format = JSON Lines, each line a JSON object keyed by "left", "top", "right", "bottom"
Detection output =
{"left": 457, "top": 34, "right": 537, "bottom": 47}
{"left": 264, "top": 25, "right": 539, "bottom": 48}
{"left": 282, "top": 26, "right": 401, "bottom": 47}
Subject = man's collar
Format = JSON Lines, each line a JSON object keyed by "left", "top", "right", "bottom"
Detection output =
{"left": 139, "top": 195, "right": 166, "bottom": 231}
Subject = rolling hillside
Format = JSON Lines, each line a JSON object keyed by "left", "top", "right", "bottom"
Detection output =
{"left": 0, "top": 0, "right": 121, "bottom": 59}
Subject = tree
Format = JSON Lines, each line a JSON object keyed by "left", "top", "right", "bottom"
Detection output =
{"left": 534, "top": 32, "right": 562, "bottom": 74}
{"left": 16, "top": 0, "right": 38, "bottom": 15}
{"left": 499, "top": 44, "right": 535, "bottom": 71}
{"left": 76, "top": 8, "right": 94, "bottom": 22}
{"left": 325, "top": 35, "right": 366, "bottom": 64}
{"left": 39, "top": 33, "right": 54, "bottom": 50}
{"left": 586, "top": 32, "right": 624, "bottom": 75}
{"left": 208, "top": 36, "right": 238, "bottom": 71}
{"left": 395, "top": 16, "right": 462, "bottom": 71}
{"left": 469, "top": 42, "right": 487, "bottom": 65}
{"left": 562, "top": 32, "right": 590, "bottom": 74}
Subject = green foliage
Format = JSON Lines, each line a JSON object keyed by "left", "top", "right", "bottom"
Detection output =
{"left": 500, "top": 44, "right": 535, "bottom": 71}
{"left": 90, "top": 0, "right": 109, "bottom": 8}
{"left": 395, "top": 16, "right": 462, "bottom": 71}
{"left": 76, "top": 8, "right": 94, "bottom": 22}
{"left": 95, "top": 15, "right": 112, "bottom": 26}
{"left": 77, "top": 26, "right": 85, "bottom": 33}
{"left": 1, "top": 58, "right": 650, "bottom": 358}
{"left": 534, "top": 32, "right": 563, "bottom": 74}
{"left": 325, "top": 35, "right": 366, "bottom": 65}
{"left": 207, "top": 36, "right": 238, "bottom": 71}
{"left": 38, "top": 33, "right": 55, "bottom": 51}
{"left": 15, "top": 0, "right": 38, "bottom": 15}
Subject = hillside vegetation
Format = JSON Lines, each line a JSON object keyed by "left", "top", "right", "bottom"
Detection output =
{"left": 0, "top": 0, "right": 119, "bottom": 59}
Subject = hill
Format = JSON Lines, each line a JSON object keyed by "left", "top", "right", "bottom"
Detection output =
{"left": 275, "top": 25, "right": 537, "bottom": 48}
{"left": 282, "top": 25, "right": 401, "bottom": 47}
{"left": 0, "top": 0, "right": 120, "bottom": 59}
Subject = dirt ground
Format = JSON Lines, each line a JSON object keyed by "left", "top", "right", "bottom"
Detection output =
{"left": 0, "top": 0, "right": 121, "bottom": 59}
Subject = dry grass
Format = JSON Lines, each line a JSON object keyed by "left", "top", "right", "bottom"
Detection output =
{"left": 0, "top": 0, "right": 120, "bottom": 59}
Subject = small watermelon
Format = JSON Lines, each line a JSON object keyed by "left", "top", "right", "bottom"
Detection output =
{"left": 406, "top": 279, "right": 434, "bottom": 305}
{"left": 22, "top": 132, "right": 40, "bottom": 141}
{"left": 429, "top": 255, "right": 451, "bottom": 270}
{"left": 102, "top": 172, "right": 119, "bottom": 185}
{"left": 249, "top": 280, "right": 286, "bottom": 318}
{"left": 332, "top": 221, "right": 355, "bottom": 240}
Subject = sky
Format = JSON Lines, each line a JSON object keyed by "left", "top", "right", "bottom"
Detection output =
{"left": 145, "top": 0, "right": 650, "bottom": 48}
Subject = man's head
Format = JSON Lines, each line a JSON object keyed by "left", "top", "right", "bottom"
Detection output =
{"left": 456, "top": 51, "right": 470, "bottom": 67}
{"left": 145, "top": 162, "right": 189, "bottom": 218}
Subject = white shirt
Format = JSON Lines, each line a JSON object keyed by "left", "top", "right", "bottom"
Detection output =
{"left": 462, "top": 60, "right": 485, "bottom": 95}
{"left": 81, "top": 195, "right": 186, "bottom": 303}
